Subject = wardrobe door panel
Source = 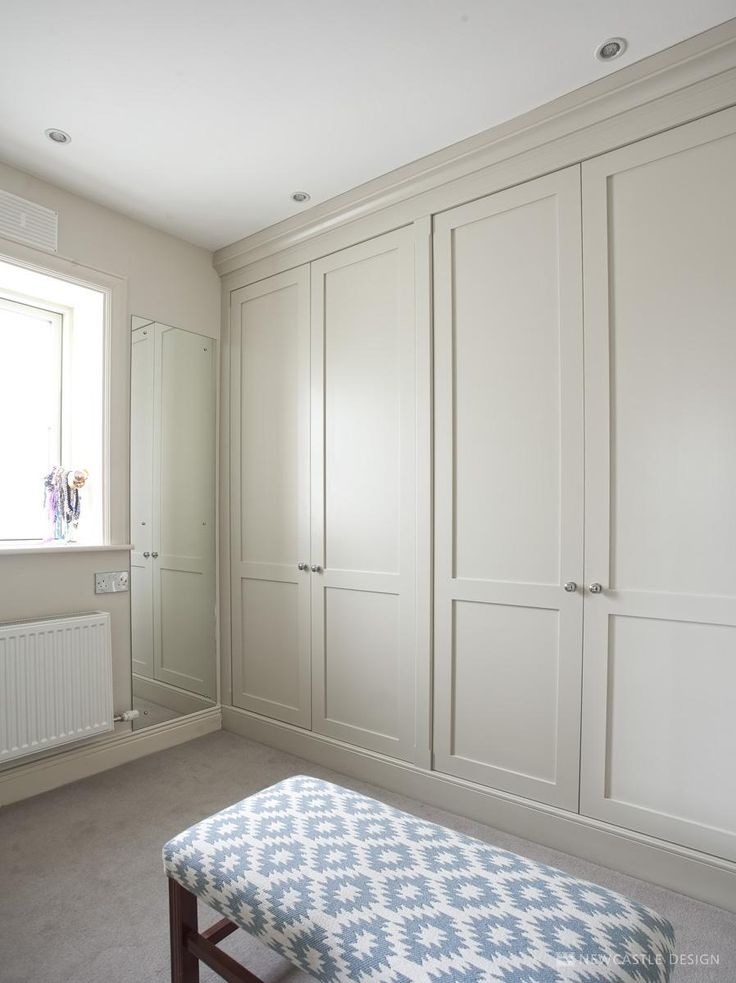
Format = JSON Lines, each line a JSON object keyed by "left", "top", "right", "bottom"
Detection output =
{"left": 311, "top": 229, "right": 417, "bottom": 759}
{"left": 602, "top": 616, "right": 736, "bottom": 834}
{"left": 323, "top": 588, "right": 401, "bottom": 739}
{"left": 453, "top": 192, "right": 562, "bottom": 585}
{"left": 153, "top": 324, "right": 216, "bottom": 700}
{"left": 581, "top": 108, "right": 736, "bottom": 861}
{"left": 322, "top": 247, "right": 401, "bottom": 575}
{"left": 240, "top": 578, "right": 302, "bottom": 711}
{"left": 433, "top": 167, "right": 584, "bottom": 809}
{"left": 230, "top": 268, "right": 311, "bottom": 727}
{"left": 130, "top": 325, "right": 154, "bottom": 680}
{"left": 452, "top": 601, "right": 560, "bottom": 785}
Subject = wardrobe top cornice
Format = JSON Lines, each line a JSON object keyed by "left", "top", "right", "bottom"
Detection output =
{"left": 213, "top": 18, "right": 736, "bottom": 277}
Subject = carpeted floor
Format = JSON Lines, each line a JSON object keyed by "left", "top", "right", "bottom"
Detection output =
{"left": 0, "top": 731, "right": 733, "bottom": 982}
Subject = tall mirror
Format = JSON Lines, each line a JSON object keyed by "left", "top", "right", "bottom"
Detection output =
{"left": 130, "top": 317, "right": 217, "bottom": 729}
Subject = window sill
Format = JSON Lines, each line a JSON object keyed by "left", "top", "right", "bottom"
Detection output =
{"left": 0, "top": 542, "right": 133, "bottom": 557}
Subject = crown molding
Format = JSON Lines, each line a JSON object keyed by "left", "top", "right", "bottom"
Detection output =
{"left": 213, "top": 18, "right": 736, "bottom": 276}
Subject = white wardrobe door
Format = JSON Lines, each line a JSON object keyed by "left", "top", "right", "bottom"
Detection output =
{"left": 311, "top": 228, "right": 418, "bottom": 759}
{"left": 433, "top": 167, "right": 584, "bottom": 809}
{"left": 230, "top": 267, "right": 311, "bottom": 727}
{"left": 130, "top": 325, "right": 154, "bottom": 679}
{"left": 581, "top": 108, "right": 736, "bottom": 861}
{"left": 153, "top": 324, "right": 216, "bottom": 700}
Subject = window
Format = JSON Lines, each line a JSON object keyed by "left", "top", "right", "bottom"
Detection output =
{"left": 0, "top": 261, "right": 106, "bottom": 545}
{"left": 0, "top": 297, "right": 63, "bottom": 540}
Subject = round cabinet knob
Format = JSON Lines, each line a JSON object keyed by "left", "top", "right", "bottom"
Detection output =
{"left": 310, "top": 564, "right": 322, "bottom": 573}
{"left": 151, "top": 551, "right": 159, "bottom": 559}
{"left": 563, "top": 581, "right": 577, "bottom": 593}
{"left": 589, "top": 582, "right": 603, "bottom": 594}
{"left": 143, "top": 551, "right": 150, "bottom": 558}
{"left": 297, "top": 561, "right": 308, "bottom": 571}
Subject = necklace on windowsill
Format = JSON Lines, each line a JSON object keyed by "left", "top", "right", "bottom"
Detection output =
{"left": 43, "top": 467, "right": 89, "bottom": 541}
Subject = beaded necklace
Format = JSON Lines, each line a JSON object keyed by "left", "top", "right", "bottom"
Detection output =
{"left": 43, "top": 467, "right": 88, "bottom": 541}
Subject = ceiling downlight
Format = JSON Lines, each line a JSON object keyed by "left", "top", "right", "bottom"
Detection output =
{"left": 291, "top": 191, "right": 311, "bottom": 204}
{"left": 595, "top": 37, "right": 627, "bottom": 62}
{"left": 45, "top": 128, "right": 72, "bottom": 145}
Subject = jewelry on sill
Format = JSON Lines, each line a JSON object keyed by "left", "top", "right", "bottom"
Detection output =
{"left": 43, "top": 466, "right": 89, "bottom": 541}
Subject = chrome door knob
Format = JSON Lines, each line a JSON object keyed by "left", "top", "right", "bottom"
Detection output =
{"left": 563, "top": 581, "right": 577, "bottom": 592}
{"left": 297, "top": 561, "right": 308, "bottom": 570}
{"left": 310, "top": 564, "right": 322, "bottom": 573}
{"left": 589, "top": 582, "right": 603, "bottom": 594}
{"left": 143, "top": 551, "right": 150, "bottom": 558}
{"left": 151, "top": 551, "right": 159, "bottom": 559}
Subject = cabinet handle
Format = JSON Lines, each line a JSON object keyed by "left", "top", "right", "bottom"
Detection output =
{"left": 563, "top": 581, "right": 577, "bottom": 593}
{"left": 588, "top": 582, "right": 603, "bottom": 594}
{"left": 152, "top": 552, "right": 159, "bottom": 559}
{"left": 143, "top": 551, "right": 150, "bottom": 558}
{"left": 297, "top": 561, "right": 308, "bottom": 570}
{"left": 310, "top": 564, "right": 322, "bottom": 573}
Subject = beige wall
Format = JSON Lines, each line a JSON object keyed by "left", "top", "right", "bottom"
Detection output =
{"left": 0, "top": 161, "right": 220, "bottom": 730}
{"left": 0, "top": 161, "right": 220, "bottom": 337}
{"left": 0, "top": 551, "right": 132, "bottom": 713}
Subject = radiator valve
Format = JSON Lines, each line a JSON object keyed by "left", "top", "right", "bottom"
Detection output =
{"left": 114, "top": 709, "right": 141, "bottom": 722}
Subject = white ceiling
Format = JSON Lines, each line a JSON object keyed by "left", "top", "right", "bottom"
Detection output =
{"left": 2, "top": 1, "right": 736, "bottom": 251}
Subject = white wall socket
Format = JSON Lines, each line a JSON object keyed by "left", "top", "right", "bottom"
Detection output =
{"left": 95, "top": 571, "right": 129, "bottom": 594}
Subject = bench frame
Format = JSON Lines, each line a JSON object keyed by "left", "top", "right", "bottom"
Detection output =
{"left": 169, "top": 878, "right": 267, "bottom": 983}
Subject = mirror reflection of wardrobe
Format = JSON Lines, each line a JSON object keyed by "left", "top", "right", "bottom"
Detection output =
{"left": 130, "top": 318, "right": 216, "bottom": 729}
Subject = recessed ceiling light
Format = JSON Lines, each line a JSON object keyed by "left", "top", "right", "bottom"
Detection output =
{"left": 291, "top": 191, "right": 311, "bottom": 204}
{"left": 595, "top": 37, "right": 627, "bottom": 62}
{"left": 45, "top": 128, "right": 72, "bottom": 145}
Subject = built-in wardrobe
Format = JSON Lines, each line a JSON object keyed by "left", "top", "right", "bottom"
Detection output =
{"left": 230, "top": 231, "right": 424, "bottom": 760}
{"left": 225, "top": 103, "right": 736, "bottom": 892}
{"left": 433, "top": 109, "right": 736, "bottom": 866}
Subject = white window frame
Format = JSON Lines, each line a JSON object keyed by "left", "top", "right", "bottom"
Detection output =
{"left": 0, "top": 245, "right": 128, "bottom": 552}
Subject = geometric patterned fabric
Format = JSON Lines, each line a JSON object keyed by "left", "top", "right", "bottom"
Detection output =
{"left": 163, "top": 776, "right": 675, "bottom": 982}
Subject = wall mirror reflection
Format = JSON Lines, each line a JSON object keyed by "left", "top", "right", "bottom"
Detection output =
{"left": 129, "top": 317, "right": 217, "bottom": 729}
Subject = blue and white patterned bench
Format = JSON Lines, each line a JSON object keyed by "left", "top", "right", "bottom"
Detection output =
{"left": 163, "top": 776, "right": 675, "bottom": 983}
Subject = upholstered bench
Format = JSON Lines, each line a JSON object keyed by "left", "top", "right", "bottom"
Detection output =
{"left": 163, "top": 776, "right": 675, "bottom": 982}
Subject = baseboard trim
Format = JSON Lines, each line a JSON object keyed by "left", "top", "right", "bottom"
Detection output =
{"left": 0, "top": 707, "right": 222, "bottom": 807}
{"left": 222, "top": 705, "right": 736, "bottom": 913}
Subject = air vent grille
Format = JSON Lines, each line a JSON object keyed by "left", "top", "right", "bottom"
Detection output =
{"left": 0, "top": 189, "right": 58, "bottom": 253}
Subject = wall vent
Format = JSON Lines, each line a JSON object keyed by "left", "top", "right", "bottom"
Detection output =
{"left": 0, "top": 189, "right": 58, "bottom": 253}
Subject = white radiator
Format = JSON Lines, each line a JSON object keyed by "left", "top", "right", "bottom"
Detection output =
{"left": 0, "top": 612, "right": 114, "bottom": 764}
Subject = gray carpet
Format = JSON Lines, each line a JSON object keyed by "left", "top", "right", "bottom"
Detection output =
{"left": 0, "top": 731, "right": 733, "bottom": 982}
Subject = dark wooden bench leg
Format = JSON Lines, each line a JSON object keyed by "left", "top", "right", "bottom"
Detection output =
{"left": 169, "top": 879, "right": 200, "bottom": 983}
{"left": 168, "top": 876, "right": 267, "bottom": 982}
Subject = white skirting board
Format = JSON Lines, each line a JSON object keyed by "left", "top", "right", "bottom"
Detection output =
{"left": 0, "top": 707, "right": 222, "bottom": 806}
{"left": 221, "top": 705, "right": 736, "bottom": 914}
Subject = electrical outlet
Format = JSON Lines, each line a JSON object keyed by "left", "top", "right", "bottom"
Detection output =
{"left": 95, "top": 571, "right": 129, "bottom": 594}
